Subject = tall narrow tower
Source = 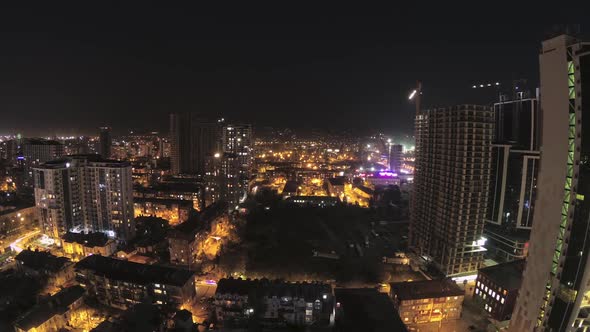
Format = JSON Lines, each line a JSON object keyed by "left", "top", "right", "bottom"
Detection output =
{"left": 99, "top": 126, "right": 112, "bottom": 159}
{"left": 510, "top": 35, "right": 590, "bottom": 332}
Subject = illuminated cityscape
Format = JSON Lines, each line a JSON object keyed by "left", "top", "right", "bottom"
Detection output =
{"left": 0, "top": 10, "right": 586, "bottom": 332}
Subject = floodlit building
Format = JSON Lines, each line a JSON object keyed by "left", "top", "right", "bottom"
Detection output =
{"left": 75, "top": 255, "right": 196, "bottom": 310}
{"left": 167, "top": 202, "right": 228, "bottom": 269}
{"left": 133, "top": 197, "right": 192, "bottom": 225}
{"left": 510, "top": 35, "right": 590, "bottom": 331}
{"left": 474, "top": 259, "right": 524, "bottom": 321}
{"left": 0, "top": 205, "right": 37, "bottom": 238}
{"left": 15, "top": 249, "right": 75, "bottom": 290}
{"left": 61, "top": 231, "right": 117, "bottom": 260}
{"left": 410, "top": 105, "right": 493, "bottom": 276}
{"left": 33, "top": 155, "right": 135, "bottom": 242}
{"left": 13, "top": 285, "right": 84, "bottom": 332}
{"left": 390, "top": 279, "right": 464, "bottom": 326}
{"left": 326, "top": 177, "right": 346, "bottom": 199}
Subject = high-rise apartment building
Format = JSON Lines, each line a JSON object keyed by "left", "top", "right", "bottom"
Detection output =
{"left": 99, "top": 127, "right": 112, "bottom": 159}
{"left": 33, "top": 155, "right": 135, "bottom": 242}
{"left": 485, "top": 89, "right": 540, "bottom": 262}
{"left": 220, "top": 124, "right": 252, "bottom": 208}
{"left": 510, "top": 35, "right": 590, "bottom": 331}
{"left": 3, "top": 138, "right": 65, "bottom": 188}
{"left": 389, "top": 144, "right": 403, "bottom": 171}
{"left": 170, "top": 113, "right": 220, "bottom": 175}
{"left": 410, "top": 105, "right": 493, "bottom": 276}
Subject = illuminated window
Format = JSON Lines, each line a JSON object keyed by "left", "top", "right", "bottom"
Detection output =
{"left": 475, "top": 289, "right": 480, "bottom": 295}
{"left": 496, "top": 294, "right": 500, "bottom": 301}
{"left": 453, "top": 296, "right": 458, "bottom": 300}
{"left": 501, "top": 298, "right": 505, "bottom": 304}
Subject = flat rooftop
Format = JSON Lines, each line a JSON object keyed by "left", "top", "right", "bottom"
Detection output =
{"left": 478, "top": 259, "right": 525, "bottom": 291}
{"left": 75, "top": 255, "right": 195, "bottom": 287}
{"left": 14, "top": 285, "right": 84, "bottom": 331}
{"left": 62, "top": 231, "right": 111, "bottom": 247}
{"left": 16, "top": 249, "right": 71, "bottom": 272}
{"left": 334, "top": 288, "right": 408, "bottom": 332}
{"left": 390, "top": 278, "right": 464, "bottom": 301}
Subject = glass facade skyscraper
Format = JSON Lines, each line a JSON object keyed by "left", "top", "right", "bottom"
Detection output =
{"left": 485, "top": 92, "right": 540, "bottom": 262}
{"left": 511, "top": 34, "right": 590, "bottom": 331}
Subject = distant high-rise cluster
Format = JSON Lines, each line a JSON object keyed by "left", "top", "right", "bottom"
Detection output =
{"left": 33, "top": 155, "right": 135, "bottom": 242}
{"left": 410, "top": 105, "right": 493, "bottom": 276}
{"left": 170, "top": 112, "right": 252, "bottom": 209}
{"left": 2, "top": 137, "right": 64, "bottom": 190}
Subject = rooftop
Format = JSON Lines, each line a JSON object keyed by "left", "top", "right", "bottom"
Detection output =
{"left": 62, "top": 231, "right": 111, "bottom": 247}
{"left": 282, "top": 180, "right": 299, "bottom": 193}
{"left": 15, "top": 249, "right": 71, "bottom": 272}
{"left": 328, "top": 177, "right": 346, "bottom": 186}
{"left": 134, "top": 197, "right": 193, "bottom": 207}
{"left": 75, "top": 255, "right": 195, "bottom": 287}
{"left": 22, "top": 138, "right": 63, "bottom": 146}
{"left": 14, "top": 285, "right": 84, "bottom": 331}
{"left": 41, "top": 154, "right": 129, "bottom": 168}
{"left": 334, "top": 288, "right": 408, "bottom": 332}
{"left": 478, "top": 259, "right": 525, "bottom": 291}
{"left": 216, "top": 278, "right": 332, "bottom": 303}
{"left": 390, "top": 278, "right": 464, "bottom": 301}
{"left": 167, "top": 201, "right": 228, "bottom": 240}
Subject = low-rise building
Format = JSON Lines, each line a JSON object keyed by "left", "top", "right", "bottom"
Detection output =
{"left": 167, "top": 202, "right": 227, "bottom": 269}
{"left": 474, "top": 259, "right": 525, "bottom": 321}
{"left": 13, "top": 285, "right": 84, "bottom": 332}
{"left": 285, "top": 196, "right": 339, "bottom": 207}
{"left": 75, "top": 255, "right": 196, "bottom": 310}
{"left": 134, "top": 181, "right": 203, "bottom": 211}
{"left": 15, "top": 249, "right": 75, "bottom": 290}
{"left": 61, "top": 231, "right": 117, "bottom": 261}
{"left": 390, "top": 279, "right": 464, "bottom": 326}
{"left": 133, "top": 197, "right": 192, "bottom": 225}
{"left": 214, "top": 278, "right": 334, "bottom": 329}
{"left": 334, "top": 288, "right": 408, "bottom": 332}
{"left": 0, "top": 205, "right": 37, "bottom": 238}
{"left": 326, "top": 177, "right": 346, "bottom": 199}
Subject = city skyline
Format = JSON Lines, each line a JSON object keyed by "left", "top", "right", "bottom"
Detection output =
{"left": 2, "top": 10, "right": 590, "bottom": 331}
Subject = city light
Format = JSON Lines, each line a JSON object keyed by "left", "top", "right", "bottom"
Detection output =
{"left": 408, "top": 89, "right": 417, "bottom": 100}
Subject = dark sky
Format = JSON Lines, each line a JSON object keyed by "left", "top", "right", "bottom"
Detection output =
{"left": 0, "top": 5, "right": 579, "bottom": 136}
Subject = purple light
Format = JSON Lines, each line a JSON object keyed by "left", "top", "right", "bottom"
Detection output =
{"left": 17, "top": 156, "right": 24, "bottom": 160}
{"left": 377, "top": 171, "right": 398, "bottom": 177}
{"left": 205, "top": 279, "right": 217, "bottom": 285}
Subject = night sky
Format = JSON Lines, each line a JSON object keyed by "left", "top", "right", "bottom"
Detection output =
{"left": 0, "top": 5, "right": 581, "bottom": 136}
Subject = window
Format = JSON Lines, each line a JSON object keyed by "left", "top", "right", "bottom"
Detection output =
{"left": 501, "top": 298, "right": 505, "bottom": 304}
